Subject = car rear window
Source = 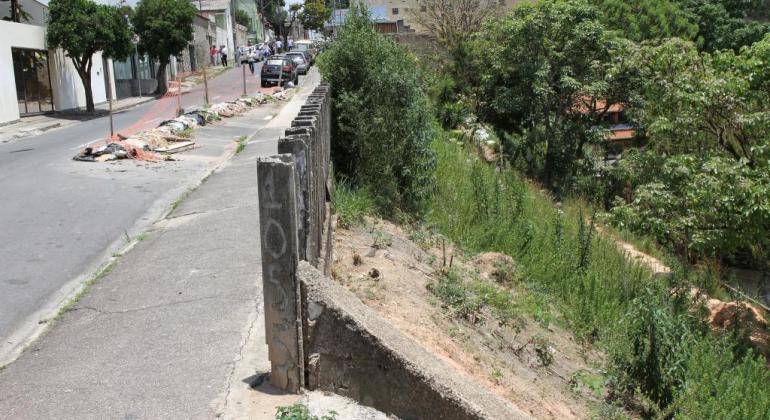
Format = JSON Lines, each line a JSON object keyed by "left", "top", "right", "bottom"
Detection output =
{"left": 267, "top": 59, "right": 284, "bottom": 65}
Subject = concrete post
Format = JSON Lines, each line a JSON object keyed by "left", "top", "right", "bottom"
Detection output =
{"left": 257, "top": 155, "right": 304, "bottom": 392}
{"left": 278, "top": 136, "right": 310, "bottom": 262}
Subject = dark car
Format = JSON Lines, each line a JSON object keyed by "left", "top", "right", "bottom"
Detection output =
{"left": 260, "top": 55, "right": 298, "bottom": 87}
{"left": 285, "top": 52, "right": 309, "bottom": 75}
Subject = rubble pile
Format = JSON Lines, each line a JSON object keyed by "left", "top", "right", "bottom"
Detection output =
{"left": 73, "top": 93, "right": 272, "bottom": 163}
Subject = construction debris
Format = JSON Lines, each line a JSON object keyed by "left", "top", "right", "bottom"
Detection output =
{"left": 73, "top": 94, "right": 269, "bottom": 163}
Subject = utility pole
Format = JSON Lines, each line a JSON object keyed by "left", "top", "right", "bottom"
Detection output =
{"left": 203, "top": 63, "right": 209, "bottom": 105}
{"left": 242, "top": 60, "right": 247, "bottom": 95}
{"left": 176, "top": 71, "right": 182, "bottom": 116}
{"left": 106, "top": 60, "right": 115, "bottom": 139}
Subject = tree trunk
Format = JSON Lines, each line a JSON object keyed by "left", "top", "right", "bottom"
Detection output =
{"left": 155, "top": 60, "right": 169, "bottom": 95}
{"left": 11, "top": 0, "right": 19, "bottom": 22}
{"left": 83, "top": 77, "right": 95, "bottom": 113}
{"left": 72, "top": 58, "right": 95, "bottom": 113}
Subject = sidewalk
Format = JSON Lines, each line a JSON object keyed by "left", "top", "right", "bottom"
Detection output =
{"left": 0, "top": 71, "right": 321, "bottom": 419}
{"left": 0, "top": 96, "right": 154, "bottom": 143}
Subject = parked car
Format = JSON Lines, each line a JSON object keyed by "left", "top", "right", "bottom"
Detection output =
{"left": 285, "top": 52, "right": 309, "bottom": 75}
{"left": 291, "top": 40, "right": 317, "bottom": 64}
{"left": 260, "top": 55, "right": 298, "bottom": 87}
{"left": 294, "top": 50, "right": 313, "bottom": 67}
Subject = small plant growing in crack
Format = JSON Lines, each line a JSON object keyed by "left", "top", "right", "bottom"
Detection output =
{"left": 275, "top": 404, "right": 337, "bottom": 420}
{"left": 235, "top": 136, "right": 248, "bottom": 154}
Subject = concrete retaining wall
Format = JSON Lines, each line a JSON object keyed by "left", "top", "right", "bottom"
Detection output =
{"left": 256, "top": 85, "right": 530, "bottom": 419}
{"left": 299, "top": 262, "right": 530, "bottom": 420}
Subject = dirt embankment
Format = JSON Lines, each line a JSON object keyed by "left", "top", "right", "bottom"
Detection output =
{"left": 331, "top": 219, "right": 607, "bottom": 419}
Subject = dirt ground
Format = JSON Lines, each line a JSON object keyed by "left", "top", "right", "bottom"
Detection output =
{"left": 330, "top": 218, "right": 608, "bottom": 419}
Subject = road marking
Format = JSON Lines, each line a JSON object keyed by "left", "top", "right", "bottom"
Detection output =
{"left": 73, "top": 138, "right": 104, "bottom": 151}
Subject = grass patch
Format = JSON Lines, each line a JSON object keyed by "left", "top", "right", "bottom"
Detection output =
{"left": 425, "top": 137, "right": 770, "bottom": 416}
{"left": 332, "top": 178, "right": 376, "bottom": 228}
{"left": 177, "top": 127, "right": 194, "bottom": 139}
{"left": 235, "top": 135, "right": 248, "bottom": 154}
{"left": 429, "top": 267, "right": 524, "bottom": 329}
{"left": 275, "top": 404, "right": 337, "bottom": 420}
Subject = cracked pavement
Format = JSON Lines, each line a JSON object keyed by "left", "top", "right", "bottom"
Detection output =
{"left": 0, "top": 71, "right": 321, "bottom": 419}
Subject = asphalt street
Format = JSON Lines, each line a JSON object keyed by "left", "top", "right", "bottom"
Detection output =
{"left": 0, "top": 62, "right": 273, "bottom": 363}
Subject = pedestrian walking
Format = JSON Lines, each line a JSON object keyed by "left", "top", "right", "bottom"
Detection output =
{"left": 276, "top": 39, "right": 283, "bottom": 53}
{"left": 210, "top": 45, "right": 217, "bottom": 66}
{"left": 248, "top": 46, "right": 257, "bottom": 74}
{"left": 287, "top": 37, "right": 294, "bottom": 50}
{"left": 220, "top": 45, "right": 228, "bottom": 67}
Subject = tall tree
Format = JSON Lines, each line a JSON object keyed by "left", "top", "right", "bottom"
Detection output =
{"left": 591, "top": 0, "right": 698, "bottom": 42}
{"left": 630, "top": 36, "right": 770, "bottom": 166}
{"left": 300, "top": 0, "right": 330, "bottom": 32}
{"left": 678, "top": 0, "right": 769, "bottom": 51}
{"left": 46, "top": 0, "right": 132, "bottom": 112}
{"left": 470, "top": 0, "right": 639, "bottom": 191}
{"left": 132, "top": 0, "right": 195, "bottom": 95}
{"left": 409, "top": 0, "right": 500, "bottom": 46}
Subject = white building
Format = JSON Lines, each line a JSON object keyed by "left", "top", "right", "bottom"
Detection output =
{"left": 1, "top": 0, "right": 116, "bottom": 125}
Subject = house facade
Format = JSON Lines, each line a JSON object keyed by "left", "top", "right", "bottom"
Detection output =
{"left": 1, "top": 0, "right": 114, "bottom": 124}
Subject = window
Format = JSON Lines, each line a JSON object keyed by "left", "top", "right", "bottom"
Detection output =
{"left": 392, "top": 7, "right": 398, "bottom": 14}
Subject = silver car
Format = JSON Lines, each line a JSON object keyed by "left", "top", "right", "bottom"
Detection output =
{"left": 285, "top": 52, "right": 308, "bottom": 75}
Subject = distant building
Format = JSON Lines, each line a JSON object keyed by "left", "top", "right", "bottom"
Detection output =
{"left": 575, "top": 97, "right": 642, "bottom": 167}
{"left": 355, "top": 0, "right": 523, "bottom": 34}
{"left": 194, "top": 0, "right": 235, "bottom": 53}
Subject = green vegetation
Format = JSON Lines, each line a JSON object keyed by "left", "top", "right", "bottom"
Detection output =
{"left": 275, "top": 404, "right": 337, "bottom": 420}
{"left": 299, "top": 0, "right": 331, "bottom": 32}
{"left": 467, "top": 0, "right": 638, "bottom": 192}
{"left": 235, "top": 135, "right": 248, "bottom": 154}
{"left": 603, "top": 35, "right": 770, "bottom": 268}
{"left": 46, "top": 0, "right": 133, "bottom": 112}
{"left": 234, "top": 9, "right": 251, "bottom": 27}
{"left": 679, "top": 0, "right": 770, "bottom": 52}
{"left": 323, "top": 0, "right": 770, "bottom": 416}
{"left": 591, "top": 0, "right": 698, "bottom": 42}
{"left": 177, "top": 127, "right": 194, "bottom": 139}
{"left": 133, "top": 0, "right": 196, "bottom": 95}
{"left": 318, "top": 3, "right": 436, "bottom": 215}
{"left": 426, "top": 137, "right": 770, "bottom": 417}
{"left": 429, "top": 267, "right": 523, "bottom": 328}
{"left": 332, "top": 179, "right": 376, "bottom": 228}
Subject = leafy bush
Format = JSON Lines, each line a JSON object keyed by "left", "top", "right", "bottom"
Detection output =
{"left": 608, "top": 152, "right": 770, "bottom": 267}
{"left": 606, "top": 290, "right": 698, "bottom": 410}
{"left": 318, "top": 3, "right": 436, "bottom": 215}
{"left": 673, "top": 339, "right": 770, "bottom": 419}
